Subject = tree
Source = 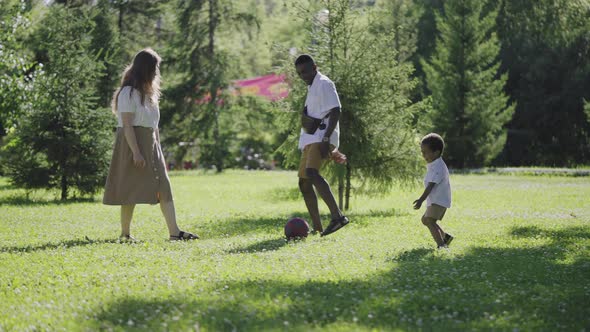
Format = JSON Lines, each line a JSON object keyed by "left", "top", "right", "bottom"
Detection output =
{"left": 493, "top": 0, "right": 590, "bottom": 166}
{"left": 1, "top": 5, "right": 114, "bottom": 200}
{"left": 277, "top": 0, "right": 422, "bottom": 209}
{"left": 161, "top": 0, "right": 258, "bottom": 172}
{"left": 89, "top": 0, "right": 122, "bottom": 108}
{"left": 0, "top": 0, "right": 35, "bottom": 139}
{"left": 422, "top": 0, "right": 514, "bottom": 168}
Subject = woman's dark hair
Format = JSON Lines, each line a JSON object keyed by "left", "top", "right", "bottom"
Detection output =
{"left": 111, "top": 48, "right": 161, "bottom": 113}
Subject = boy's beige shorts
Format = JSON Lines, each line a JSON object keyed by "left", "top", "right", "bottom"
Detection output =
{"left": 424, "top": 204, "right": 447, "bottom": 220}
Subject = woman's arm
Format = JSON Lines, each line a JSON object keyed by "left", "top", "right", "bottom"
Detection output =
{"left": 121, "top": 112, "right": 145, "bottom": 168}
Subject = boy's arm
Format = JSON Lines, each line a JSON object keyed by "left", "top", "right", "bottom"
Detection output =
{"left": 413, "top": 182, "right": 435, "bottom": 209}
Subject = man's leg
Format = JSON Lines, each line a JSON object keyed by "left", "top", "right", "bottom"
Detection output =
{"left": 299, "top": 178, "right": 322, "bottom": 232}
{"left": 298, "top": 145, "right": 322, "bottom": 232}
{"left": 304, "top": 143, "right": 343, "bottom": 221}
{"left": 305, "top": 168, "right": 342, "bottom": 220}
{"left": 303, "top": 143, "right": 347, "bottom": 237}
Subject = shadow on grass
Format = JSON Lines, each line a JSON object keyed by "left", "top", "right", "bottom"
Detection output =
{"left": 0, "top": 183, "right": 16, "bottom": 190}
{"left": 0, "top": 237, "right": 122, "bottom": 254}
{"left": 0, "top": 195, "right": 97, "bottom": 206}
{"left": 92, "top": 225, "right": 590, "bottom": 331}
{"left": 263, "top": 186, "right": 302, "bottom": 202}
{"left": 197, "top": 208, "right": 408, "bottom": 239}
{"left": 227, "top": 237, "right": 288, "bottom": 254}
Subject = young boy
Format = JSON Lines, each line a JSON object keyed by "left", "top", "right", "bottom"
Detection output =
{"left": 413, "top": 133, "right": 453, "bottom": 249}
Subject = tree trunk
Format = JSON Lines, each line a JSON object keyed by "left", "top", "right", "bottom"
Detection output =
{"left": 118, "top": 5, "right": 123, "bottom": 37}
{"left": 338, "top": 173, "right": 344, "bottom": 210}
{"left": 208, "top": 0, "right": 223, "bottom": 172}
{"left": 60, "top": 172, "right": 68, "bottom": 201}
{"left": 345, "top": 161, "right": 351, "bottom": 210}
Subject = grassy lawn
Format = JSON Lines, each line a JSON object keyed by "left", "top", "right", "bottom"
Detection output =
{"left": 0, "top": 170, "right": 589, "bottom": 331}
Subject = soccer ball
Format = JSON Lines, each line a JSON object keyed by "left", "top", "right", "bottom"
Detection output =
{"left": 284, "top": 217, "right": 310, "bottom": 240}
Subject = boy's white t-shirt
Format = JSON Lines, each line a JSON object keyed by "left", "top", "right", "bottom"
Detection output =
{"left": 424, "top": 157, "right": 452, "bottom": 208}
{"left": 116, "top": 86, "right": 160, "bottom": 129}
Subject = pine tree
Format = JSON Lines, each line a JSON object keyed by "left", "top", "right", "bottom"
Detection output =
{"left": 0, "top": 0, "right": 35, "bottom": 138}
{"left": 277, "top": 0, "right": 422, "bottom": 209}
{"left": 422, "top": 0, "right": 514, "bottom": 168}
{"left": 1, "top": 5, "right": 114, "bottom": 200}
{"left": 161, "top": 0, "right": 258, "bottom": 172}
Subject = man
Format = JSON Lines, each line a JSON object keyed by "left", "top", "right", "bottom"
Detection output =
{"left": 295, "top": 54, "right": 349, "bottom": 237}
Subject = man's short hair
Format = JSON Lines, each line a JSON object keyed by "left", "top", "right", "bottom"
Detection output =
{"left": 295, "top": 54, "right": 315, "bottom": 67}
{"left": 421, "top": 133, "right": 445, "bottom": 154}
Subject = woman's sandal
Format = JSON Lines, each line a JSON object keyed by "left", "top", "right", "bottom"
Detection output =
{"left": 119, "top": 234, "right": 137, "bottom": 242}
{"left": 169, "top": 230, "right": 199, "bottom": 241}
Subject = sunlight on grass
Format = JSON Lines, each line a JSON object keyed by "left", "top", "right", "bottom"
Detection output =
{"left": 0, "top": 171, "right": 589, "bottom": 331}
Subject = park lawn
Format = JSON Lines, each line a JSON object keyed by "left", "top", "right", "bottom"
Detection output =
{"left": 0, "top": 170, "right": 588, "bottom": 331}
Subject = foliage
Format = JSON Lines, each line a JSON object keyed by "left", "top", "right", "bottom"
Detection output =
{"left": 492, "top": 0, "right": 590, "bottom": 166}
{"left": 0, "top": 0, "right": 35, "bottom": 138}
{"left": 422, "top": 0, "right": 514, "bottom": 168}
{"left": 0, "top": 5, "right": 114, "bottom": 200}
{"left": 161, "top": 0, "right": 259, "bottom": 172}
{"left": 277, "top": 0, "right": 422, "bottom": 209}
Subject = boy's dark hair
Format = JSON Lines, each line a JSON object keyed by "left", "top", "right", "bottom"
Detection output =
{"left": 421, "top": 133, "right": 445, "bottom": 155}
{"left": 295, "top": 54, "right": 315, "bottom": 67}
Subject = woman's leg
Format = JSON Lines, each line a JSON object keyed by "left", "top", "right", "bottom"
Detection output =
{"left": 121, "top": 204, "right": 135, "bottom": 236}
{"left": 160, "top": 200, "right": 181, "bottom": 236}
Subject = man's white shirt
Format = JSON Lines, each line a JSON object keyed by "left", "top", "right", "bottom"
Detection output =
{"left": 424, "top": 157, "right": 452, "bottom": 208}
{"left": 298, "top": 71, "right": 341, "bottom": 150}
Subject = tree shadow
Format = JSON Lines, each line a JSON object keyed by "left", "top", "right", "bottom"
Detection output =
{"left": 0, "top": 183, "right": 15, "bottom": 190}
{"left": 263, "top": 186, "right": 302, "bottom": 202}
{"left": 1, "top": 237, "right": 125, "bottom": 254}
{"left": 91, "top": 225, "right": 590, "bottom": 331}
{"left": 198, "top": 208, "right": 408, "bottom": 239}
{"left": 196, "top": 214, "right": 294, "bottom": 239}
{"left": 0, "top": 195, "right": 97, "bottom": 206}
{"left": 226, "top": 237, "right": 288, "bottom": 254}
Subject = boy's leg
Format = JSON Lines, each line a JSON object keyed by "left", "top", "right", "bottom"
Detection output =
{"left": 422, "top": 216, "right": 445, "bottom": 246}
{"left": 121, "top": 204, "right": 135, "bottom": 238}
{"left": 435, "top": 224, "right": 446, "bottom": 241}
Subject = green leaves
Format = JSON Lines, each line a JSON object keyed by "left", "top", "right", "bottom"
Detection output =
{"left": 424, "top": 0, "right": 514, "bottom": 168}
{"left": 1, "top": 5, "right": 114, "bottom": 200}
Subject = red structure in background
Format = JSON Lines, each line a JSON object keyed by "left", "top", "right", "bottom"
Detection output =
{"left": 198, "top": 74, "right": 289, "bottom": 104}
{"left": 231, "top": 74, "right": 289, "bottom": 101}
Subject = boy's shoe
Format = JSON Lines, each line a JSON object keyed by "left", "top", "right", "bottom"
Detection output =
{"left": 437, "top": 244, "right": 448, "bottom": 250}
{"left": 321, "top": 216, "right": 349, "bottom": 237}
{"left": 444, "top": 233, "right": 454, "bottom": 246}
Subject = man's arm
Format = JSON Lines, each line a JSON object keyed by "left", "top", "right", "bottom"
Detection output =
{"left": 323, "top": 107, "right": 340, "bottom": 140}
{"left": 319, "top": 107, "right": 340, "bottom": 158}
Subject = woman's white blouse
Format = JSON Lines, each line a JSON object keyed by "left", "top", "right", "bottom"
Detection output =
{"left": 116, "top": 86, "right": 160, "bottom": 129}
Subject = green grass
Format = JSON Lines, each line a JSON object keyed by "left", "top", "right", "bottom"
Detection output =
{"left": 0, "top": 170, "right": 589, "bottom": 331}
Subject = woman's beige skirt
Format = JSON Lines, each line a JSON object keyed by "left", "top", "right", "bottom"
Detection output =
{"left": 103, "top": 126, "right": 173, "bottom": 205}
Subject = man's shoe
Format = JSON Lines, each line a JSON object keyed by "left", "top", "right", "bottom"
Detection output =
{"left": 444, "top": 233, "right": 454, "bottom": 246}
{"left": 320, "top": 216, "right": 349, "bottom": 237}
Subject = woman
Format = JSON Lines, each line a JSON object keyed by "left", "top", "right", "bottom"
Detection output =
{"left": 103, "top": 48, "right": 198, "bottom": 241}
